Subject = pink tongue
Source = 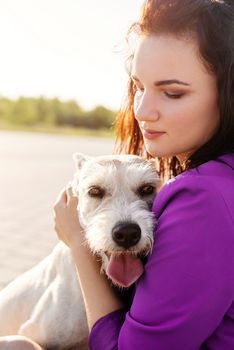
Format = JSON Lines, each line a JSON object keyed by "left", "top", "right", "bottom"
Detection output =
{"left": 106, "top": 254, "right": 144, "bottom": 288}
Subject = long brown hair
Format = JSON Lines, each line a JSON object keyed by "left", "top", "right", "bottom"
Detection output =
{"left": 114, "top": 0, "right": 234, "bottom": 180}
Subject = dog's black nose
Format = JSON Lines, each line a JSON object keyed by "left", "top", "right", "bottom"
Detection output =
{"left": 112, "top": 222, "right": 141, "bottom": 249}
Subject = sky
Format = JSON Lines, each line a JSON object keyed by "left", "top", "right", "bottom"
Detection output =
{"left": 0, "top": 0, "right": 144, "bottom": 111}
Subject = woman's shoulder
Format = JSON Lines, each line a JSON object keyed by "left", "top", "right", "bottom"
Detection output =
{"left": 153, "top": 152, "right": 234, "bottom": 221}
{"left": 187, "top": 152, "right": 234, "bottom": 179}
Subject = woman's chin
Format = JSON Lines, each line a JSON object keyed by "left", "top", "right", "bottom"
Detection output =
{"left": 145, "top": 146, "right": 171, "bottom": 158}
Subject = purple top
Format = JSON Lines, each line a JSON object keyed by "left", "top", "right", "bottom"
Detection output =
{"left": 89, "top": 153, "right": 234, "bottom": 350}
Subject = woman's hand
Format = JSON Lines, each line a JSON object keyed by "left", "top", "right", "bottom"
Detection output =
{"left": 53, "top": 185, "right": 83, "bottom": 249}
{"left": 53, "top": 185, "right": 124, "bottom": 329}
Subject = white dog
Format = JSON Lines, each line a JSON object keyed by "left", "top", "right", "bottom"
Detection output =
{"left": 0, "top": 153, "right": 159, "bottom": 350}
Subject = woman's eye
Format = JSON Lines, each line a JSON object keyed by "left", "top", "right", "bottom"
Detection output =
{"left": 164, "top": 92, "right": 184, "bottom": 99}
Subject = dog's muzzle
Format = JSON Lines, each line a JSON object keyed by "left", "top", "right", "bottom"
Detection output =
{"left": 112, "top": 222, "right": 141, "bottom": 249}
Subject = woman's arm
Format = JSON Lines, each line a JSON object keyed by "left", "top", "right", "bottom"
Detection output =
{"left": 53, "top": 187, "right": 124, "bottom": 330}
{"left": 54, "top": 176, "right": 234, "bottom": 350}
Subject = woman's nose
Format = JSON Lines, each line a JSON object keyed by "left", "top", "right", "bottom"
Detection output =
{"left": 134, "top": 92, "right": 159, "bottom": 122}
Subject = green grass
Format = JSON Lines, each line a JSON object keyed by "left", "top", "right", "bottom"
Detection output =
{"left": 0, "top": 122, "right": 115, "bottom": 138}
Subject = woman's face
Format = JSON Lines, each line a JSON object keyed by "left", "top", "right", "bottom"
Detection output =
{"left": 132, "top": 35, "right": 220, "bottom": 162}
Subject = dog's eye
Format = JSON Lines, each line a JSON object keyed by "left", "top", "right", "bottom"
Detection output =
{"left": 138, "top": 184, "right": 155, "bottom": 197}
{"left": 88, "top": 186, "right": 105, "bottom": 198}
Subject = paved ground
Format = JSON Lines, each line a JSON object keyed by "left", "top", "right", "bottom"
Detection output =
{"left": 0, "top": 130, "right": 114, "bottom": 290}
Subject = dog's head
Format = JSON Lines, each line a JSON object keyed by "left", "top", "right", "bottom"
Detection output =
{"left": 72, "top": 152, "right": 160, "bottom": 288}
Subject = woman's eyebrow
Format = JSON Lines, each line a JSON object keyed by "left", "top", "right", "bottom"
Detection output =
{"left": 154, "top": 79, "right": 190, "bottom": 86}
{"left": 131, "top": 75, "right": 190, "bottom": 86}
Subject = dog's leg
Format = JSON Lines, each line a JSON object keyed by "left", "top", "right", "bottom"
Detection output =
{"left": 0, "top": 335, "right": 46, "bottom": 350}
{"left": 0, "top": 242, "right": 88, "bottom": 349}
{"left": 18, "top": 272, "right": 88, "bottom": 350}
{"left": 0, "top": 255, "right": 53, "bottom": 336}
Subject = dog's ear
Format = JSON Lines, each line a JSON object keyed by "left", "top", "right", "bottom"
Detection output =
{"left": 72, "top": 152, "right": 92, "bottom": 170}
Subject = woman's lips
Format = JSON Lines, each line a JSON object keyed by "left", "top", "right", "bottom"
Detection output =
{"left": 142, "top": 129, "right": 166, "bottom": 140}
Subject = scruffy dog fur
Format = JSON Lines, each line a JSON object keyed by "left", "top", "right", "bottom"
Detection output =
{"left": 0, "top": 153, "right": 159, "bottom": 350}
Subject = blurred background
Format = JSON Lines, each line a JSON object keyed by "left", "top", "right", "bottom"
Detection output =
{"left": 0, "top": 0, "right": 143, "bottom": 289}
{"left": 0, "top": 0, "right": 143, "bottom": 133}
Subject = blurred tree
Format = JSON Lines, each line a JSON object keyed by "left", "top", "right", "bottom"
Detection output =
{"left": 11, "top": 97, "right": 38, "bottom": 125}
{"left": 54, "top": 99, "right": 84, "bottom": 127}
{"left": 0, "top": 97, "right": 12, "bottom": 122}
{"left": 84, "top": 105, "right": 116, "bottom": 129}
{"left": 0, "top": 96, "right": 116, "bottom": 130}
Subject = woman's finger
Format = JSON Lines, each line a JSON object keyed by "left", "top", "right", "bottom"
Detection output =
{"left": 66, "top": 186, "right": 78, "bottom": 206}
{"left": 54, "top": 187, "right": 67, "bottom": 208}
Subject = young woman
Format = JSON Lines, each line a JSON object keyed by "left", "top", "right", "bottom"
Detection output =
{"left": 1, "top": 0, "right": 233, "bottom": 349}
